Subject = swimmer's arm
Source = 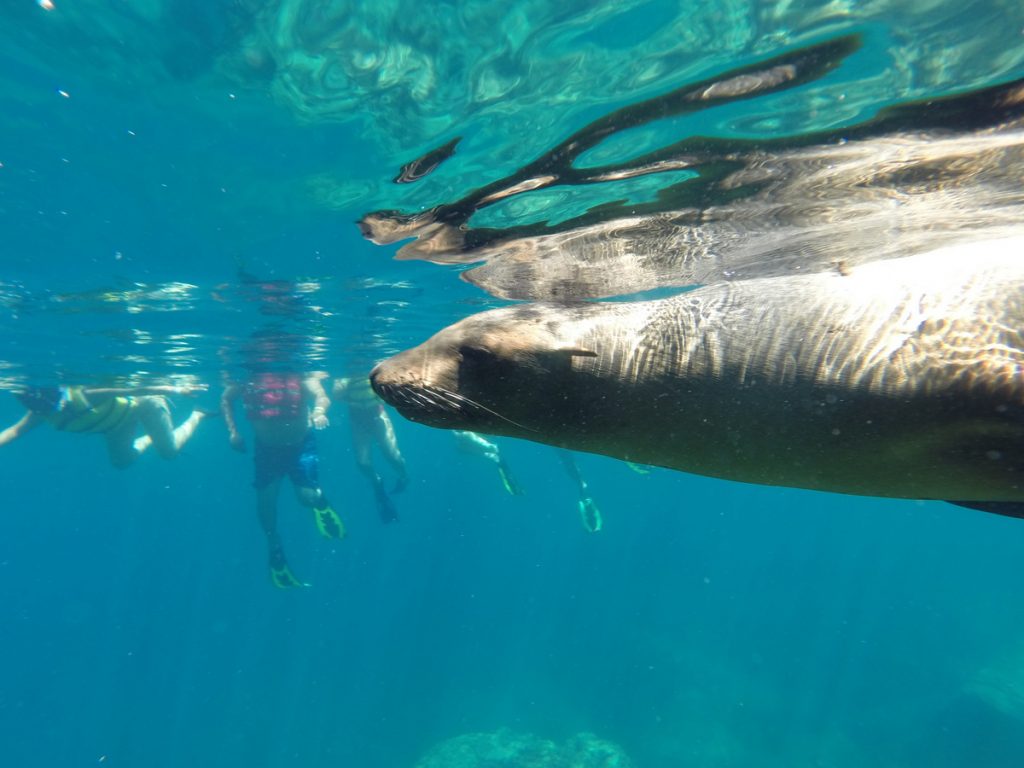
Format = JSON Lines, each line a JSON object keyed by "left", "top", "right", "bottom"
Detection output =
{"left": 83, "top": 384, "right": 206, "bottom": 397}
{"left": 0, "top": 411, "right": 44, "bottom": 446}
{"left": 331, "top": 377, "right": 350, "bottom": 400}
{"left": 455, "top": 430, "right": 497, "bottom": 452}
{"left": 220, "top": 386, "right": 243, "bottom": 443}
{"left": 452, "top": 430, "right": 500, "bottom": 461}
{"left": 304, "top": 377, "right": 331, "bottom": 429}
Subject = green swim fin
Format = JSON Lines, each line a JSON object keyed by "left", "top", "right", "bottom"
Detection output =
{"left": 268, "top": 547, "right": 307, "bottom": 589}
{"left": 270, "top": 561, "right": 306, "bottom": 589}
{"left": 497, "top": 460, "right": 525, "bottom": 496}
{"left": 313, "top": 502, "right": 346, "bottom": 540}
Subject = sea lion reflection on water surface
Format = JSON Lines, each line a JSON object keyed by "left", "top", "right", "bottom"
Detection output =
{"left": 371, "top": 238, "right": 1024, "bottom": 510}
{"left": 360, "top": 35, "right": 1024, "bottom": 303}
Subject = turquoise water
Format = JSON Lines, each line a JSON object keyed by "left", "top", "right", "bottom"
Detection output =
{"left": 2, "top": 1, "right": 1024, "bottom": 766}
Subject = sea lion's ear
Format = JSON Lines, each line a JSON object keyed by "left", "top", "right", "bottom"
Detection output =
{"left": 557, "top": 347, "right": 598, "bottom": 358}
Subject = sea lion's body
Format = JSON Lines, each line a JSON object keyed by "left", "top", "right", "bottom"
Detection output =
{"left": 371, "top": 237, "right": 1024, "bottom": 503}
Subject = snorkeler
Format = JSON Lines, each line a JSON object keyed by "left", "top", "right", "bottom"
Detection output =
{"left": 452, "top": 430, "right": 525, "bottom": 496}
{"left": 332, "top": 373, "right": 408, "bottom": 524}
{"left": 0, "top": 383, "right": 208, "bottom": 467}
{"left": 222, "top": 370, "right": 343, "bottom": 589}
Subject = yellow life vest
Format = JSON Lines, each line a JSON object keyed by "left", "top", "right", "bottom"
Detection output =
{"left": 344, "top": 377, "right": 380, "bottom": 408}
{"left": 48, "top": 387, "right": 134, "bottom": 434}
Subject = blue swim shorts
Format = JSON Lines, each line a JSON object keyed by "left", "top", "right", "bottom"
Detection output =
{"left": 253, "top": 431, "right": 320, "bottom": 490}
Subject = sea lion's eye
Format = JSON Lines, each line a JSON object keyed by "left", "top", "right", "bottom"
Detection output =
{"left": 459, "top": 345, "right": 494, "bottom": 362}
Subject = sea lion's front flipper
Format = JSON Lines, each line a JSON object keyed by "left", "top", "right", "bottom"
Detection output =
{"left": 946, "top": 501, "right": 1024, "bottom": 520}
{"left": 394, "top": 137, "right": 462, "bottom": 184}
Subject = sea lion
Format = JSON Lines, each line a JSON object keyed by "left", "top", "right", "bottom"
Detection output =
{"left": 371, "top": 236, "right": 1024, "bottom": 507}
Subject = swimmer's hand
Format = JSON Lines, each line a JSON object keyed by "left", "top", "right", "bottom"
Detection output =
{"left": 311, "top": 408, "right": 329, "bottom": 430}
{"left": 229, "top": 432, "right": 246, "bottom": 453}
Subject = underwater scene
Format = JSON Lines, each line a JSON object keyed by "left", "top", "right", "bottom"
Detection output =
{"left": 3, "top": 1, "right": 1024, "bottom": 766}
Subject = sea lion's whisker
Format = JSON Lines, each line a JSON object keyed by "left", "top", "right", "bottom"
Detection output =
{"left": 438, "top": 388, "right": 539, "bottom": 433}
{"left": 408, "top": 389, "right": 443, "bottom": 410}
{"left": 431, "top": 389, "right": 466, "bottom": 409}
{"left": 423, "top": 388, "right": 463, "bottom": 414}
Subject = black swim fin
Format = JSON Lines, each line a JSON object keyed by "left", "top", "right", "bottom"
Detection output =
{"left": 946, "top": 501, "right": 1024, "bottom": 520}
{"left": 375, "top": 485, "right": 399, "bottom": 524}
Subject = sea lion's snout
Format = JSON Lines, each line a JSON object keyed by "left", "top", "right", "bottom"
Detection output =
{"left": 371, "top": 302, "right": 604, "bottom": 440}
{"left": 369, "top": 350, "right": 425, "bottom": 410}
{"left": 368, "top": 361, "right": 396, "bottom": 405}
{"left": 357, "top": 209, "right": 446, "bottom": 245}
{"left": 370, "top": 342, "right": 470, "bottom": 428}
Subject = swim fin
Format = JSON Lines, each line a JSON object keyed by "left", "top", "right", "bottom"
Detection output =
{"left": 578, "top": 496, "right": 603, "bottom": 533}
{"left": 497, "top": 459, "right": 525, "bottom": 496}
{"left": 269, "top": 561, "right": 306, "bottom": 589}
{"left": 268, "top": 547, "right": 307, "bottom": 589}
{"left": 375, "top": 484, "right": 399, "bottom": 524}
{"left": 313, "top": 502, "right": 346, "bottom": 539}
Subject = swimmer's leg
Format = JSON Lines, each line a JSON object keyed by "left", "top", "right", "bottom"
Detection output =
{"left": 495, "top": 456, "right": 525, "bottom": 496}
{"left": 354, "top": 431, "right": 398, "bottom": 523}
{"left": 290, "top": 432, "right": 345, "bottom": 539}
{"left": 558, "top": 450, "right": 602, "bottom": 532}
{"left": 135, "top": 396, "right": 205, "bottom": 459}
{"left": 259, "top": 477, "right": 304, "bottom": 588}
{"left": 251, "top": 443, "right": 305, "bottom": 588}
{"left": 374, "top": 408, "right": 408, "bottom": 492}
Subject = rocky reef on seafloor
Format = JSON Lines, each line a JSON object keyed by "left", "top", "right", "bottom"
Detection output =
{"left": 899, "top": 645, "right": 1024, "bottom": 768}
{"left": 965, "top": 645, "right": 1024, "bottom": 723}
{"left": 413, "top": 728, "right": 633, "bottom": 768}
